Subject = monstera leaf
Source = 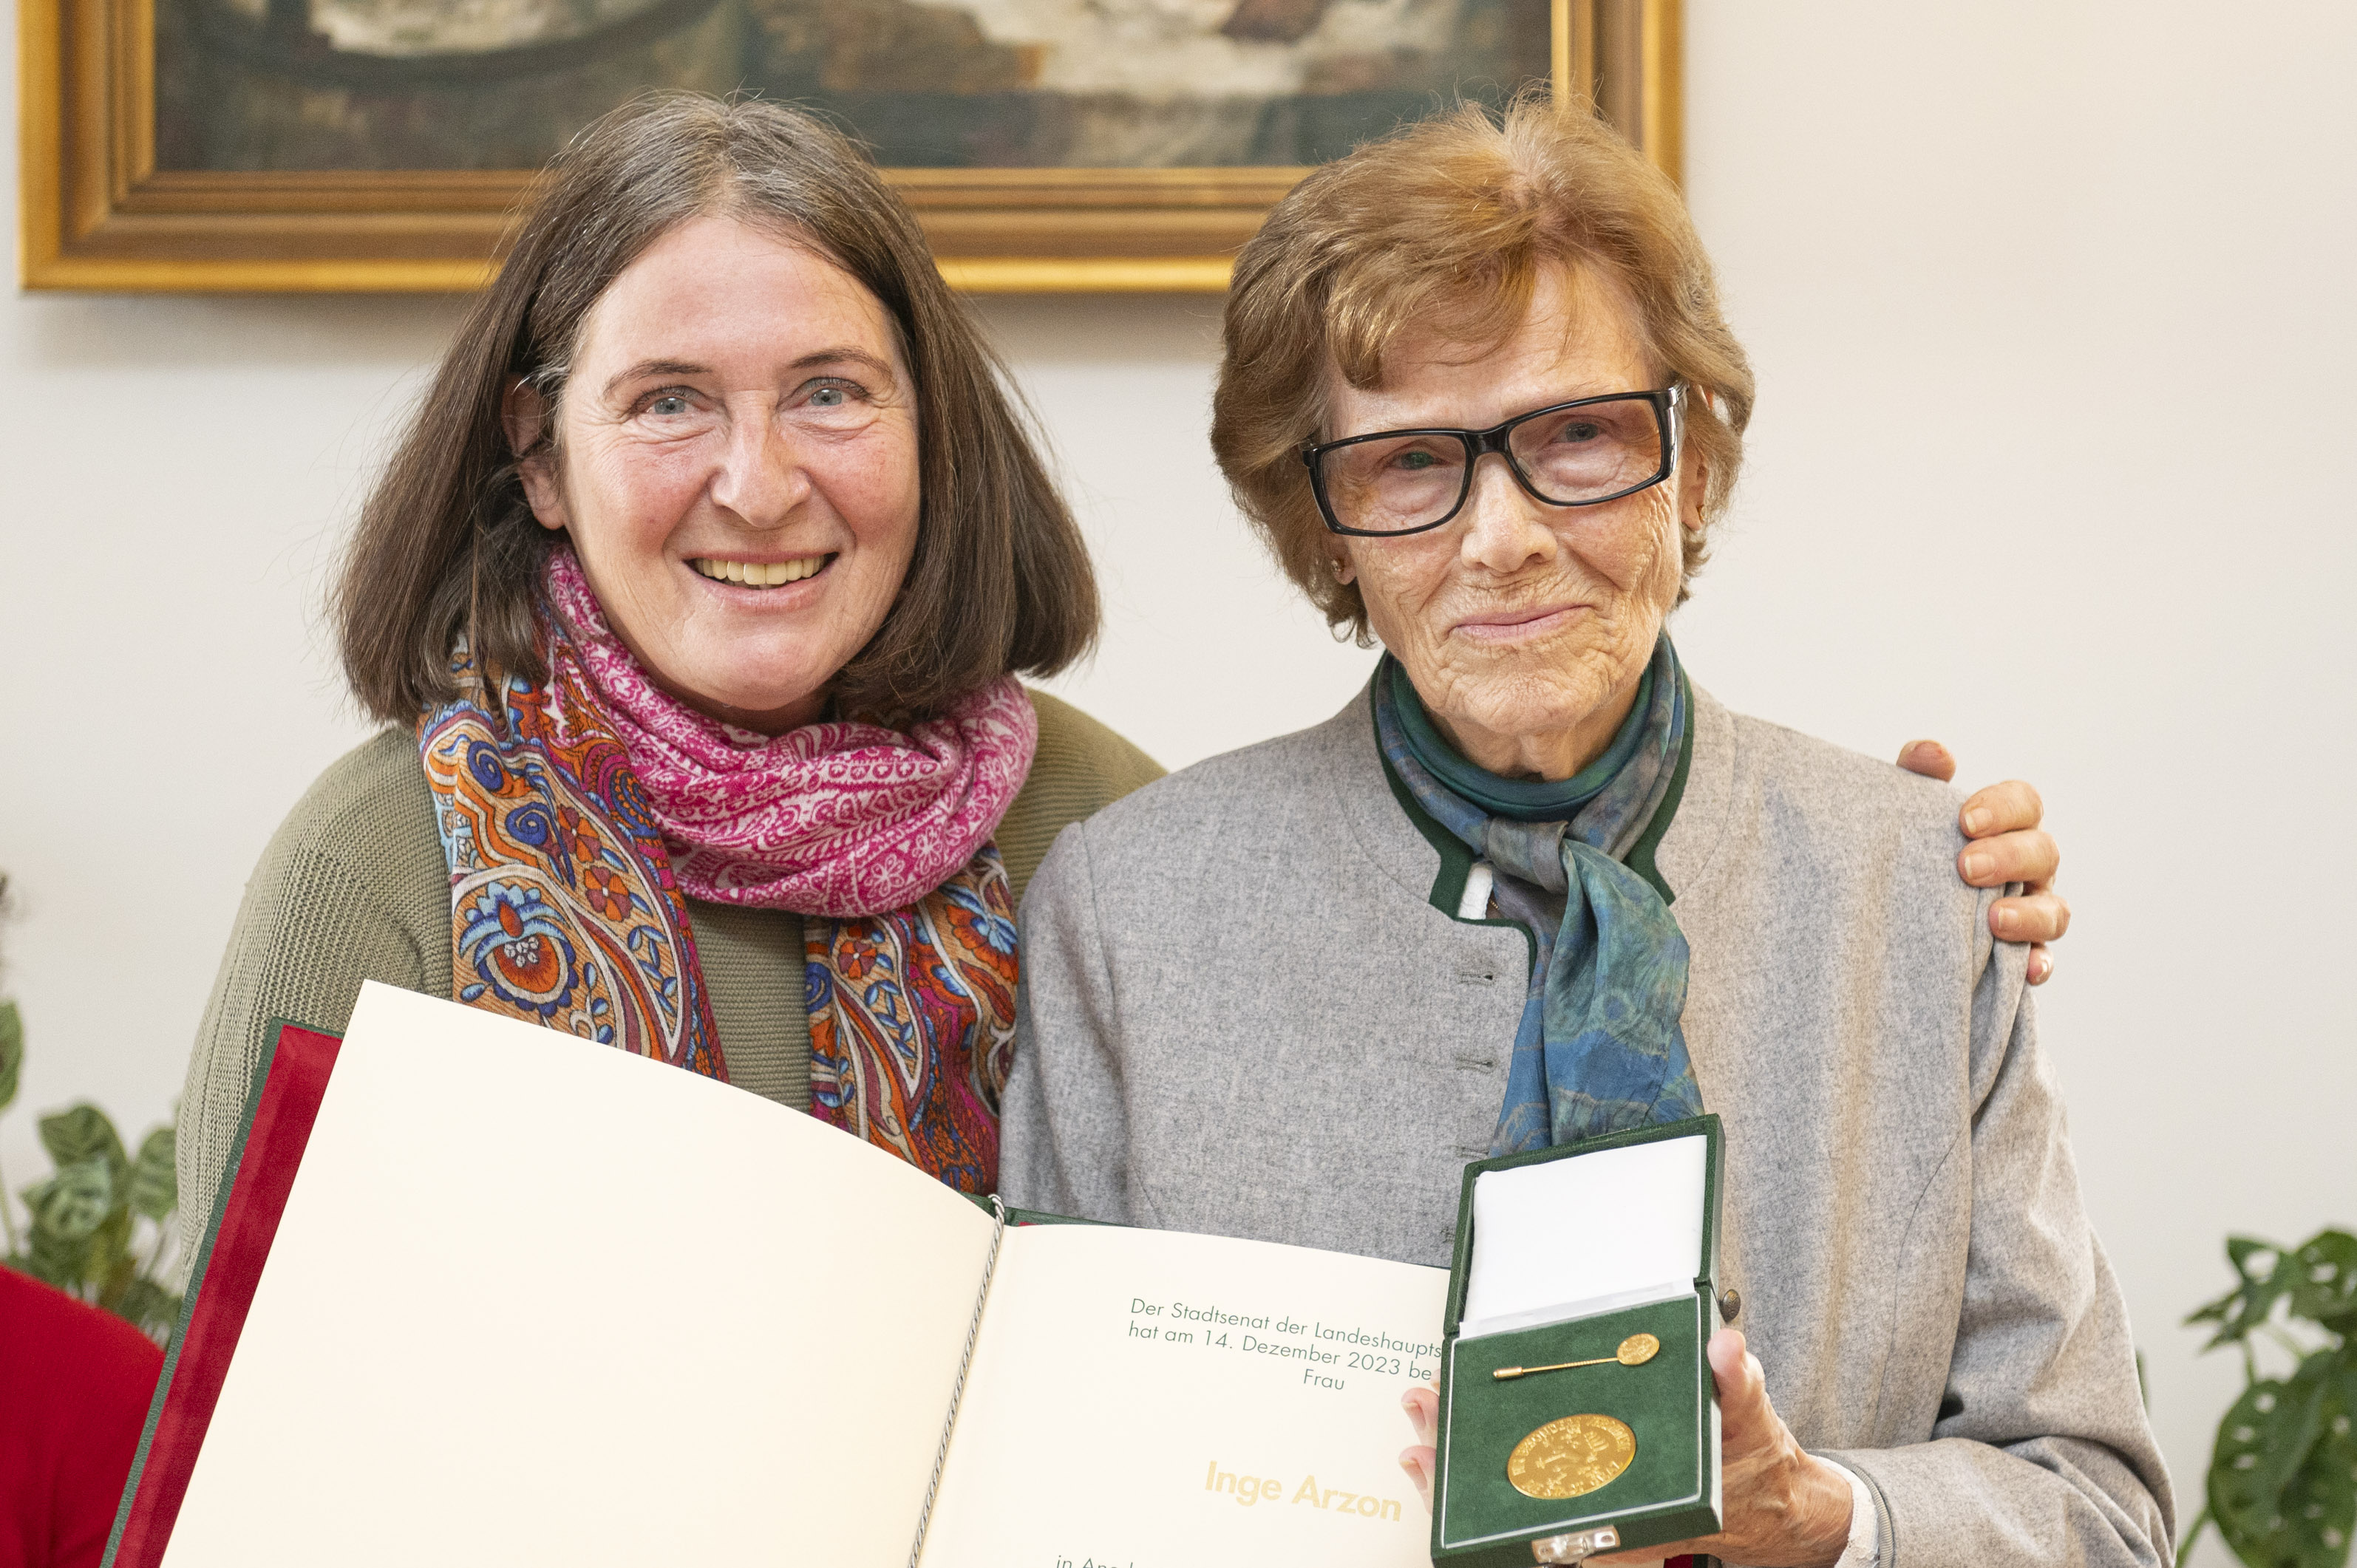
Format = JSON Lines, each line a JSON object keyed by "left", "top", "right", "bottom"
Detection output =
{"left": 2197, "top": 1235, "right": 2357, "bottom": 1351}
{"left": 2188, "top": 1230, "right": 2357, "bottom": 1568}
{"left": 2288, "top": 1233, "right": 2357, "bottom": 1337}
{"left": 2208, "top": 1354, "right": 2355, "bottom": 1564}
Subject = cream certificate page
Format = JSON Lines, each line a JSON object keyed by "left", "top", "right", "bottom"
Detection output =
{"left": 922, "top": 1223, "right": 1452, "bottom": 1568}
{"left": 163, "top": 984, "right": 998, "bottom": 1568}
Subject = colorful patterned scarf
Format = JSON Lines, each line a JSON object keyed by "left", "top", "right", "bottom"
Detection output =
{"left": 416, "top": 548, "right": 1035, "bottom": 1192}
{"left": 1374, "top": 635, "right": 1704, "bottom": 1153}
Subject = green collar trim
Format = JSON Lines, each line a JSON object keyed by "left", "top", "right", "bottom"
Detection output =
{"left": 1369, "top": 671, "right": 1693, "bottom": 917}
{"left": 1624, "top": 672, "right": 1693, "bottom": 902}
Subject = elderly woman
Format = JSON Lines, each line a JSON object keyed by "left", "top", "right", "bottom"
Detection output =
{"left": 173, "top": 94, "right": 1169, "bottom": 1244}
{"left": 1001, "top": 100, "right": 2167, "bottom": 1567}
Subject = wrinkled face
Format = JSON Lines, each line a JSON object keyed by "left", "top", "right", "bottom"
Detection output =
{"left": 512, "top": 214, "right": 922, "bottom": 733}
{"left": 1328, "top": 264, "right": 1701, "bottom": 777}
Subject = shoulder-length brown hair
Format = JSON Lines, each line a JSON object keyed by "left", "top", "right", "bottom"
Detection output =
{"left": 1211, "top": 95, "right": 1755, "bottom": 644}
{"left": 339, "top": 92, "right": 1096, "bottom": 725}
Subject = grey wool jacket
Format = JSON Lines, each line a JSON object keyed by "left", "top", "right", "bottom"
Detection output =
{"left": 1000, "top": 681, "right": 2173, "bottom": 1568}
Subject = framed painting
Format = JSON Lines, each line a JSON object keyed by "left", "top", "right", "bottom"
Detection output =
{"left": 18, "top": 0, "right": 1680, "bottom": 291}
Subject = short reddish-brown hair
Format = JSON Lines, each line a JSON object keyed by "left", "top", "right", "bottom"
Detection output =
{"left": 1211, "top": 96, "right": 1756, "bottom": 641}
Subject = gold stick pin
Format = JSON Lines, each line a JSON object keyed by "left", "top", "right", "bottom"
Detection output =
{"left": 1492, "top": 1332, "right": 1660, "bottom": 1380}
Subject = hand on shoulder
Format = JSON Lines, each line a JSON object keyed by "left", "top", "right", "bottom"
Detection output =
{"left": 1896, "top": 740, "right": 2067, "bottom": 984}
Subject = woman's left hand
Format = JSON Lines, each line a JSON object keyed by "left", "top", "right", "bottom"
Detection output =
{"left": 1399, "top": 1329, "right": 1854, "bottom": 1567}
{"left": 1897, "top": 740, "right": 2069, "bottom": 984}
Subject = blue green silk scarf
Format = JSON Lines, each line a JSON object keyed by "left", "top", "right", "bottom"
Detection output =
{"left": 1373, "top": 635, "right": 1704, "bottom": 1153}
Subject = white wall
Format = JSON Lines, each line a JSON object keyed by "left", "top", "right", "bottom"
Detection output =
{"left": 4, "top": 4, "right": 2353, "bottom": 1558}
{"left": 1675, "top": 10, "right": 2357, "bottom": 1560}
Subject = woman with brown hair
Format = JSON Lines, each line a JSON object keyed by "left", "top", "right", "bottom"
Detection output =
{"left": 174, "top": 92, "right": 1163, "bottom": 1247}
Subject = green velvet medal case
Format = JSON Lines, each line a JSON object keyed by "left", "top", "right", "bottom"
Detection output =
{"left": 1432, "top": 1114, "right": 1725, "bottom": 1565}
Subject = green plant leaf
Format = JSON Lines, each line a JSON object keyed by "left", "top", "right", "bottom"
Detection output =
{"left": 89, "top": 1202, "right": 133, "bottom": 1288}
{"left": 2210, "top": 1351, "right": 2340, "bottom": 1559}
{"left": 24, "top": 1158, "right": 115, "bottom": 1242}
{"left": 21, "top": 1207, "right": 95, "bottom": 1289}
{"left": 38, "top": 1105, "right": 128, "bottom": 1184}
{"left": 2191, "top": 1235, "right": 2297, "bottom": 1350}
{"left": 0, "top": 1000, "right": 21, "bottom": 1113}
{"left": 2215, "top": 1357, "right": 2356, "bottom": 1568}
{"left": 2187, "top": 1287, "right": 2237, "bottom": 1331}
{"left": 2193, "top": 1230, "right": 2357, "bottom": 1567}
{"left": 128, "top": 1125, "right": 175, "bottom": 1221}
{"left": 2285, "top": 1230, "right": 2357, "bottom": 1337}
{"left": 92, "top": 1222, "right": 138, "bottom": 1312}
{"left": 2295, "top": 1421, "right": 2355, "bottom": 1567}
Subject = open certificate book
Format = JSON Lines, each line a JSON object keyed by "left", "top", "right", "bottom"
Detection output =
{"left": 109, "top": 984, "right": 1451, "bottom": 1568}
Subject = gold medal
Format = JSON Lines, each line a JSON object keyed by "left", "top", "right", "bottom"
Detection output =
{"left": 1506, "top": 1414, "right": 1636, "bottom": 1500}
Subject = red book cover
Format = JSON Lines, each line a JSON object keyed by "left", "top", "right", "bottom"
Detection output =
{"left": 101, "top": 1021, "right": 343, "bottom": 1568}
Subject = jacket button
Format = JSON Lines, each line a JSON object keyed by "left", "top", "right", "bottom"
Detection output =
{"left": 1719, "top": 1288, "right": 1741, "bottom": 1323}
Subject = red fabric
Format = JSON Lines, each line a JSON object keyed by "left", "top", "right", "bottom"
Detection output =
{"left": 108, "top": 1024, "right": 341, "bottom": 1568}
{"left": 0, "top": 1269, "right": 164, "bottom": 1568}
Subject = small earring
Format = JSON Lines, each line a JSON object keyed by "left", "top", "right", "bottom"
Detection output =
{"left": 1330, "top": 558, "right": 1353, "bottom": 584}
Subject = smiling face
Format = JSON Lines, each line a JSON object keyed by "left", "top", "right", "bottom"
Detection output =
{"left": 511, "top": 214, "right": 922, "bottom": 734}
{"left": 1330, "top": 263, "right": 1701, "bottom": 781}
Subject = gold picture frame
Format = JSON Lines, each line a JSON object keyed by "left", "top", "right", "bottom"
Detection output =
{"left": 18, "top": 0, "right": 1680, "bottom": 293}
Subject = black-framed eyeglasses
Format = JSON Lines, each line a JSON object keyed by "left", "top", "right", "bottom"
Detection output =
{"left": 1299, "top": 386, "right": 1684, "bottom": 538}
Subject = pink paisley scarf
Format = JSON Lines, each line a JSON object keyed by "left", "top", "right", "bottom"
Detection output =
{"left": 543, "top": 547, "right": 1036, "bottom": 918}
{"left": 415, "top": 547, "right": 1032, "bottom": 1192}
